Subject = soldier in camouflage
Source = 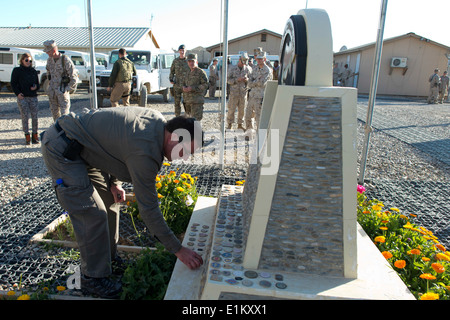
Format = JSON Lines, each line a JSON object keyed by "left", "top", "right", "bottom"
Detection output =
{"left": 170, "top": 45, "right": 190, "bottom": 116}
{"left": 43, "top": 40, "right": 77, "bottom": 121}
{"left": 182, "top": 53, "right": 208, "bottom": 121}
{"left": 226, "top": 52, "right": 252, "bottom": 130}
{"left": 427, "top": 68, "right": 440, "bottom": 104}
{"left": 245, "top": 51, "right": 272, "bottom": 130}
{"left": 208, "top": 58, "right": 219, "bottom": 99}
{"left": 107, "top": 48, "right": 137, "bottom": 107}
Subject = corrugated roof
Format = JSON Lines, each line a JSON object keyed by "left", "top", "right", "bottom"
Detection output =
{"left": 0, "top": 27, "right": 152, "bottom": 49}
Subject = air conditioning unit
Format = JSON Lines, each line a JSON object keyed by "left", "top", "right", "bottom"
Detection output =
{"left": 391, "top": 57, "right": 407, "bottom": 68}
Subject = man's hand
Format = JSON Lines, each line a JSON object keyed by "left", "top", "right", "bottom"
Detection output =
{"left": 175, "top": 246, "right": 203, "bottom": 270}
{"left": 110, "top": 184, "right": 126, "bottom": 203}
{"left": 107, "top": 87, "right": 111, "bottom": 92}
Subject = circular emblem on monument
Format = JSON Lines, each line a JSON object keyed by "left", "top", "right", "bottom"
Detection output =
{"left": 279, "top": 15, "right": 307, "bottom": 86}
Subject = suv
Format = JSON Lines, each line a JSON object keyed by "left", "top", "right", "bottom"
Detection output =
{"left": 96, "top": 49, "right": 175, "bottom": 108}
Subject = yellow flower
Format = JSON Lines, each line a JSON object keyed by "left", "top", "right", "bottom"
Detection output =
{"left": 390, "top": 207, "right": 400, "bottom": 212}
{"left": 155, "top": 182, "right": 162, "bottom": 189}
{"left": 436, "top": 253, "right": 450, "bottom": 262}
{"left": 176, "top": 187, "right": 185, "bottom": 192}
{"left": 399, "top": 214, "right": 408, "bottom": 219}
{"left": 422, "top": 257, "right": 430, "bottom": 262}
{"left": 372, "top": 204, "right": 382, "bottom": 211}
{"left": 56, "top": 286, "right": 66, "bottom": 291}
{"left": 155, "top": 176, "right": 161, "bottom": 182}
{"left": 394, "top": 260, "right": 406, "bottom": 269}
{"left": 379, "top": 227, "right": 388, "bottom": 231}
{"left": 7, "top": 290, "right": 15, "bottom": 296}
{"left": 157, "top": 193, "right": 164, "bottom": 199}
{"left": 163, "top": 162, "right": 170, "bottom": 166}
{"left": 420, "top": 292, "right": 439, "bottom": 300}
{"left": 236, "top": 181, "right": 244, "bottom": 185}
{"left": 403, "top": 222, "right": 413, "bottom": 229}
{"left": 180, "top": 173, "right": 187, "bottom": 179}
{"left": 374, "top": 236, "right": 385, "bottom": 243}
{"left": 17, "top": 294, "right": 30, "bottom": 300}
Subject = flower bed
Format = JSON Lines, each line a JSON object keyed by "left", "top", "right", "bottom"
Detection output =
{"left": 357, "top": 185, "right": 450, "bottom": 300}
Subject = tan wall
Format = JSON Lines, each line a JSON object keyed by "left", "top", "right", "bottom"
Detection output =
{"left": 210, "top": 33, "right": 281, "bottom": 60}
{"left": 334, "top": 36, "right": 450, "bottom": 97}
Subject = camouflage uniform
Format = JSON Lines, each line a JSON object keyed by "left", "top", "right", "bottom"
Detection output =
{"left": 227, "top": 62, "right": 252, "bottom": 128}
{"left": 183, "top": 54, "right": 208, "bottom": 121}
{"left": 246, "top": 59, "right": 272, "bottom": 129}
{"left": 46, "top": 53, "right": 77, "bottom": 121}
{"left": 208, "top": 61, "right": 219, "bottom": 98}
{"left": 169, "top": 56, "right": 190, "bottom": 116}
{"left": 427, "top": 70, "right": 440, "bottom": 104}
{"left": 438, "top": 72, "right": 449, "bottom": 103}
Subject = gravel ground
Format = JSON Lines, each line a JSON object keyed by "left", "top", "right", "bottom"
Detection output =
{"left": 0, "top": 87, "right": 449, "bottom": 293}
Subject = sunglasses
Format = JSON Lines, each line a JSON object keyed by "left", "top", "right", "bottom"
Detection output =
{"left": 24, "top": 59, "right": 32, "bottom": 63}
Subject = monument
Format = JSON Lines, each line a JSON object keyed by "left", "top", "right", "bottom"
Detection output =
{"left": 165, "top": 8, "right": 414, "bottom": 300}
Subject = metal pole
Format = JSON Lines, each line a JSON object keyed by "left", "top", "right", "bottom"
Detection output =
{"left": 219, "top": 0, "right": 228, "bottom": 169}
{"left": 87, "top": 0, "right": 97, "bottom": 109}
{"left": 358, "top": 0, "right": 388, "bottom": 185}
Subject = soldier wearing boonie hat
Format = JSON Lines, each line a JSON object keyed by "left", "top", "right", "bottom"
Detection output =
{"left": 43, "top": 40, "right": 77, "bottom": 121}
{"left": 246, "top": 51, "right": 272, "bottom": 130}
{"left": 182, "top": 53, "right": 208, "bottom": 121}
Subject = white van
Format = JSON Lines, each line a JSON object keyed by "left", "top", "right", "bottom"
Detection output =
{"left": 0, "top": 47, "right": 48, "bottom": 92}
{"left": 58, "top": 50, "right": 105, "bottom": 85}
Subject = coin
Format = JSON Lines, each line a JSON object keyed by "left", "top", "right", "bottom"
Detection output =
{"left": 259, "top": 280, "right": 272, "bottom": 288}
{"left": 244, "top": 271, "right": 258, "bottom": 279}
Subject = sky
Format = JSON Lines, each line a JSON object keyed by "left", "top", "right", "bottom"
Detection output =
{"left": 1, "top": 0, "right": 449, "bottom": 53}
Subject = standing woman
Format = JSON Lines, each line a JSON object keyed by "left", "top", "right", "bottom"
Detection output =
{"left": 11, "top": 53, "right": 40, "bottom": 145}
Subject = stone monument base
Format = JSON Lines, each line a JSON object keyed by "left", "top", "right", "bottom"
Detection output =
{"left": 164, "top": 187, "right": 415, "bottom": 300}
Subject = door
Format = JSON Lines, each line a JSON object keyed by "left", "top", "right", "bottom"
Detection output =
{"left": 0, "top": 52, "right": 15, "bottom": 85}
{"left": 159, "top": 53, "right": 176, "bottom": 89}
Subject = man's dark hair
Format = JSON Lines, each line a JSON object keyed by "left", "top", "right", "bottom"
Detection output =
{"left": 119, "top": 48, "right": 126, "bottom": 55}
{"left": 165, "top": 116, "right": 204, "bottom": 146}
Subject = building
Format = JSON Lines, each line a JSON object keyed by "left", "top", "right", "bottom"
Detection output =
{"left": 206, "top": 29, "right": 282, "bottom": 60}
{"left": 334, "top": 32, "right": 450, "bottom": 97}
{"left": 0, "top": 26, "right": 160, "bottom": 54}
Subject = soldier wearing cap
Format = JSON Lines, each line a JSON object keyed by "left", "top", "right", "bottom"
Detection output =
{"left": 182, "top": 53, "right": 208, "bottom": 121}
{"left": 245, "top": 51, "right": 272, "bottom": 130}
{"left": 226, "top": 52, "right": 252, "bottom": 130}
{"left": 170, "top": 45, "right": 190, "bottom": 116}
{"left": 43, "top": 40, "right": 77, "bottom": 121}
{"left": 208, "top": 58, "right": 219, "bottom": 99}
{"left": 107, "top": 48, "right": 137, "bottom": 107}
{"left": 427, "top": 68, "right": 440, "bottom": 104}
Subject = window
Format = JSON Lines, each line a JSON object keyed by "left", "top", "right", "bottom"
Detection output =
{"left": 261, "top": 33, "right": 267, "bottom": 42}
{"left": 71, "top": 56, "right": 84, "bottom": 66}
{"left": 0, "top": 53, "right": 13, "bottom": 64}
{"left": 161, "top": 54, "right": 175, "bottom": 69}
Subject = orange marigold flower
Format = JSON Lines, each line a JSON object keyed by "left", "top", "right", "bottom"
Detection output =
{"left": 394, "top": 260, "right": 406, "bottom": 269}
{"left": 409, "top": 213, "right": 417, "bottom": 218}
{"left": 422, "top": 257, "right": 430, "bottom": 262}
{"left": 409, "top": 249, "right": 421, "bottom": 255}
{"left": 379, "top": 227, "right": 388, "bottom": 231}
{"left": 420, "top": 273, "right": 436, "bottom": 280}
{"left": 431, "top": 263, "right": 445, "bottom": 274}
{"left": 362, "top": 210, "right": 370, "bottom": 214}
{"left": 173, "top": 179, "right": 180, "bottom": 184}
{"left": 374, "top": 236, "right": 385, "bottom": 243}
{"left": 157, "top": 193, "right": 164, "bottom": 199}
{"left": 382, "top": 251, "right": 393, "bottom": 259}
{"left": 436, "top": 244, "right": 446, "bottom": 252}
